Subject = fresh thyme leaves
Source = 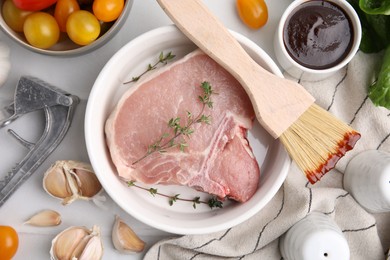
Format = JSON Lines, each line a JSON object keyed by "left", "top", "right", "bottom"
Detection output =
{"left": 124, "top": 51, "right": 176, "bottom": 84}
{"left": 127, "top": 181, "right": 223, "bottom": 209}
{"left": 132, "top": 81, "right": 215, "bottom": 165}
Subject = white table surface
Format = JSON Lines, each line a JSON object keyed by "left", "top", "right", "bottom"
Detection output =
{"left": 0, "top": 0, "right": 323, "bottom": 259}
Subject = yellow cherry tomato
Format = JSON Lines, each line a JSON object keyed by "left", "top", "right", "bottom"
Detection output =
{"left": 23, "top": 12, "right": 60, "bottom": 49}
{"left": 54, "top": 0, "right": 80, "bottom": 32}
{"left": 93, "top": 0, "right": 124, "bottom": 22}
{"left": 0, "top": 225, "right": 19, "bottom": 260}
{"left": 66, "top": 10, "right": 100, "bottom": 45}
{"left": 2, "top": 0, "right": 32, "bottom": 32}
{"left": 236, "top": 0, "right": 268, "bottom": 29}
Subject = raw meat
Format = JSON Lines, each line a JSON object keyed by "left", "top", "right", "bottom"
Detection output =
{"left": 105, "top": 49, "right": 260, "bottom": 202}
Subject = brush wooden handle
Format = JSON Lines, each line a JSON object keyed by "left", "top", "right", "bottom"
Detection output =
{"left": 157, "top": 0, "right": 315, "bottom": 138}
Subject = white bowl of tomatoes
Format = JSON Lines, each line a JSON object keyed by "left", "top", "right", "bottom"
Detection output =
{"left": 0, "top": 0, "right": 133, "bottom": 55}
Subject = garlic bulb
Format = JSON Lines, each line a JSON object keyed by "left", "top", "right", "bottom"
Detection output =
{"left": 112, "top": 215, "right": 145, "bottom": 254}
{"left": 43, "top": 160, "right": 104, "bottom": 205}
{"left": 0, "top": 42, "right": 10, "bottom": 87}
{"left": 24, "top": 210, "right": 61, "bottom": 227}
{"left": 50, "top": 225, "right": 103, "bottom": 260}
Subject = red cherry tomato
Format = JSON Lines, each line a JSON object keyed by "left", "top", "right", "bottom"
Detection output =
{"left": 0, "top": 226, "right": 19, "bottom": 260}
{"left": 12, "top": 0, "right": 58, "bottom": 11}
{"left": 236, "top": 0, "right": 268, "bottom": 29}
{"left": 2, "top": 0, "right": 32, "bottom": 32}
{"left": 54, "top": 0, "right": 80, "bottom": 32}
{"left": 93, "top": 0, "right": 124, "bottom": 22}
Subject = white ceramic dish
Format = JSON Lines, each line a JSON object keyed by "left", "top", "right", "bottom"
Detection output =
{"left": 85, "top": 25, "right": 290, "bottom": 235}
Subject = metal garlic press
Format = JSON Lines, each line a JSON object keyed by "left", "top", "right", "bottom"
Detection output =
{"left": 0, "top": 76, "right": 79, "bottom": 207}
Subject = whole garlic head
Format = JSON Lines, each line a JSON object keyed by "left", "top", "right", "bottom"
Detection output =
{"left": 0, "top": 42, "right": 10, "bottom": 87}
{"left": 43, "top": 160, "right": 104, "bottom": 205}
{"left": 50, "top": 225, "right": 103, "bottom": 260}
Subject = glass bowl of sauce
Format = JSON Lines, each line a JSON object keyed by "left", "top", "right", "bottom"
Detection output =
{"left": 274, "top": 0, "right": 361, "bottom": 81}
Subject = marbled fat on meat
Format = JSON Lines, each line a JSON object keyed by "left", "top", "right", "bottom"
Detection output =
{"left": 105, "top": 50, "right": 260, "bottom": 202}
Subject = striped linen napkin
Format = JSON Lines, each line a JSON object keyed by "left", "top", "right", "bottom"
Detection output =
{"left": 144, "top": 51, "right": 390, "bottom": 260}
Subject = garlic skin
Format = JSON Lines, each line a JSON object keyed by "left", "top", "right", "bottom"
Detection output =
{"left": 112, "top": 215, "right": 145, "bottom": 254}
{"left": 43, "top": 160, "right": 104, "bottom": 205}
{"left": 0, "top": 42, "right": 10, "bottom": 87}
{"left": 50, "top": 225, "right": 103, "bottom": 260}
{"left": 24, "top": 210, "right": 61, "bottom": 227}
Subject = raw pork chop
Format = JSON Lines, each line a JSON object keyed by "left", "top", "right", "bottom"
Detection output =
{"left": 105, "top": 49, "right": 260, "bottom": 202}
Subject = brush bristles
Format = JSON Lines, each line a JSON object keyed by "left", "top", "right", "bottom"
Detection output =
{"left": 280, "top": 103, "right": 360, "bottom": 184}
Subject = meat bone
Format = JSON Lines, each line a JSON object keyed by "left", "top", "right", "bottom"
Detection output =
{"left": 156, "top": 0, "right": 315, "bottom": 138}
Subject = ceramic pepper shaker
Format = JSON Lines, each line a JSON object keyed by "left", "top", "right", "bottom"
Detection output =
{"left": 280, "top": 212, "right": 350, "bottom": 260}
{"left": 344, "top": 150, "right": 390, "bottom": 213}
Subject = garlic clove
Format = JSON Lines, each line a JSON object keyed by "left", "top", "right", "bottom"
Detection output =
{"left": 112, "top": 215, "right": 145, "bottom": 254}
{"left": 69, "top": 232, "right": 92, "bottom": 259}
{"left": 24, "top": 210, "right": 61, "bottom": 227}
{"left": 50, "top": 225, "right": 103, "bottom": 260}
{"left": 68, "top": 166, "right": 102, "bottom": 198}
{"left": 52, "top": 227, "right": 90, "bottom": 260}
{"left": 43, "top": 160, "right": 104, "bottom": 205}
{"left": 43, "top": 162, "right": 73, "bottom": 199}
{"left": 79, "top": 235, "right": 104, "bottom": 260}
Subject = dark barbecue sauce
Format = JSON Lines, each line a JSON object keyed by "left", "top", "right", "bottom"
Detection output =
{"left": 283, "top": 0, "right": 354, "bottom": 70}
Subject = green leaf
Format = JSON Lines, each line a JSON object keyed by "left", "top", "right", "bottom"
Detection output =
{"left": 159, "top": 51, "right": 164, "bottom": 61}
{"left": 359, "top": 0, "right": 390, "bottom": 15}
{"left": 169, "top": 194, "right": 180, "bottom": 206}
{"left": 201, "top": 81, "right": 212, "bottom": 94}
{"left": 179, "top": 142, "right": 188, "bottom": 152}
{"left": 165, "top": 52, "right": 176, "bottom": 61}
{"left": 208, "top": 197, "right": 223, "bottom": 209}
{"left": 369, "top": 45, "right": 390, "bottom": 109}
{"left": 192, "top": 197, "right": 201, "bottom": 209}
{"left": 348, "top": 0, "right": 389, "bottom": 53}
{"left": 149, "top": 188, "right": 158, "bottom": 196}
{"left": 366, "top": 14, "right": 390, "bottom": 45}
{"left": 127, "top": 181, "right": 135, "bottom": 187}
{"left": 198, "top": 115, "right": 211, "bottom": 124}
{"left": 187, "top": 111, "right": 193, "bottom": 119}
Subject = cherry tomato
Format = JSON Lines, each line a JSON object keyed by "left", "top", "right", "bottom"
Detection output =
{"left": 2, "top": 0, "right": 32, "bottom": 32}
{"left": 66, "top": 10, "right": 100, "bottom": 45}
{"left": 92, "top": 0, "right": 124, "bottom": 22}
{"left": 236, "top": 0, "right": 268, "bottom": 29}
{"left": 54, "top": 0, "right": 80, "bottom": 32}
{"left": 23, "top": 12, "right": 60, "bottom": 49}
{"left": 12, "top": 0, "right": 58, "bottom": 11}
{"left": 0, "top": 225, "right": 19, "bottom": 260}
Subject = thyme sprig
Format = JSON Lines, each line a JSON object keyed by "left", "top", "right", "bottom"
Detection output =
{"left": 124, "top": 51, "right": 176, "bottom": 84}
{"left": 127, "top": 181, "right": 223, "bottom": 209}
{"left": 132, "top": 81, "right": 215, "bottom": 165}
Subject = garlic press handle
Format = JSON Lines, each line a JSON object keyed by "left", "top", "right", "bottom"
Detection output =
{"left": 0, "top": 76, "right": 75, "bottom": 129}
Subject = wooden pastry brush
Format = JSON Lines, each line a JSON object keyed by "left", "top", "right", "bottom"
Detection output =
{"left": 156, "top": 0, "right": 360, "bottom": 183}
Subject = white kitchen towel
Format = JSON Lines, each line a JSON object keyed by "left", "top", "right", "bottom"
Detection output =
{"left": 144, "top": 51, "right": 390, "bottom": 260}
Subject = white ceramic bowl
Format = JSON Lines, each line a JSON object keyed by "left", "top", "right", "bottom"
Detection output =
{"left": 0, "top": 0, "right": 133, "bottom": 56}
{"left": 274, "top": 0, "right": 361, "bottom": 81}
{"left": 85, "top": 25, "right": 290, "bottom": 235}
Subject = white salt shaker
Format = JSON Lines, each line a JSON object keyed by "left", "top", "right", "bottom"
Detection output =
{"left": 344, "top": 150, "right": 390, "bottom": 213}
{"left": 280, "top": 212, "right": 350, "bottom": 260}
